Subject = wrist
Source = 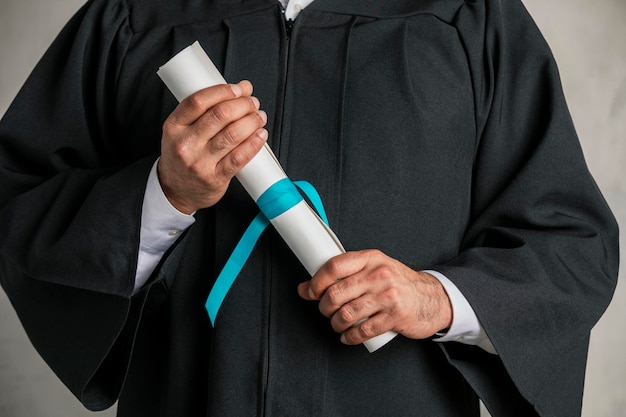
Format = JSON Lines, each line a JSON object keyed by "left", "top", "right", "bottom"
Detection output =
{"left": 161, "top": 189, "right": 197, "bottom": 215}
{"left": 420, "top": 271, "right": 453, "bottom": 334}
{"left": 436, "top": 285, "right": 453, "bottom": 333}
{"left": 156, "top": 160, "right": 199, "bottom": 215}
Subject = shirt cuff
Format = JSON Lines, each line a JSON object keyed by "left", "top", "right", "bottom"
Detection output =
{"left": 426, "top": 270, "right": 497, "bottom": 355}
{"left": 135, "top": 159, "right": 195, "bottom": 293}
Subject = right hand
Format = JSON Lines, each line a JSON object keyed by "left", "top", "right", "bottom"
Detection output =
{"left": 158, "top": 80, "right": 268, "bottom": 214}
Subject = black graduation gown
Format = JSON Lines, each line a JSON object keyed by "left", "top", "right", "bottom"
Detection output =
{"left": 0, "top": 0, "right": 619, "bottom": 416}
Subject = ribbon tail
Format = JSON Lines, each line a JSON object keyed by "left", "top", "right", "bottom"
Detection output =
{"left": 206, "top": 212, "right": 270, "bottom": 326}
{"left": 206, "top": 180, "right": 329, "bottom": 326}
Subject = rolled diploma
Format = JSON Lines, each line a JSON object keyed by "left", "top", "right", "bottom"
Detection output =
{"left": 157, "top": 41, "right": 397, "bottom": 353}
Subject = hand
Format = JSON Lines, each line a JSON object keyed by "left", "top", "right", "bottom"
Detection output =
{"left": 297, "top": 249, "right": 453, "bottom": 345}
{"left": 158, "top": 80, "right": 268, "bottom": 214}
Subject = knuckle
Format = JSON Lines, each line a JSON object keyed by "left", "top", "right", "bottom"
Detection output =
{"left": 163, "top": 118, "right": 186, "bottom": 140}
{"left": 374, "top": 265, "right": 395, "bottom": 282}
{"left": 365, "top": 249, "right": 384, "bottom": 259}
{"left": 186, "top": 159, "right": 204, "bottom": 177}
{"left": 358, "top": 320, "right": 379, "bottom": 339}
{"left": 228, "top": 151, "right": 243, "bottom": 170}
{"left": 325, "top": 257, "right": 343, "bottom": 276}
{"left": 220, "top": 125, "right": 239, "bottom": 146}
{"left": 311, "top": 282, "right": 327, "bottom": 299}
{"left": 221, "top": 154, "right": 242, "bottom": 177}
{"left": 308, "top": 280, "right": 322, "bottom": 296}
{"left": 188, "top": 93, "right": 206, "bottom": 110}
{"left": 208, "top": 105, "right": 231, "bottom": 124}
{"left": 326, "top": 284, "right": 344, "bottom": 305}
{"left": 384, "top": 285, "right": 402, "bottom": 301}
{"left": 162, "top": 119, "right": 176, "bottom": 135}
{"left": 172, "top": 138, "right": 192, "bottom": 158}
{"left": 338, "top": 305, "right": 357, "bottom": 324}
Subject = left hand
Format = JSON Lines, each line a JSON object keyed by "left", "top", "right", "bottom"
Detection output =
{"left": 297, "top": 249, "right": 453, "bottom": 345}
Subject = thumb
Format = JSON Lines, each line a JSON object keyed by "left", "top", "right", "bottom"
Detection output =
{"left": 297, "top": 281, "right": 317, "bottom": 300}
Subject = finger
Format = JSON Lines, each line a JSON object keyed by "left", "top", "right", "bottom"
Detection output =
{"left": 207, "top": 108, "right": 267, "bottom": 156}
{"left": 317, "top": 273, "right": 368, "bottom": 318}
{"left": 189, "top": 95, "right": 261, "bottom": 147}
{"left": 309, "top": 251, "right": 371, "bottom": 299}
{"left": 297, "top": 281, "right": 317, "bottom": 301}
{"left": 216, "top": 127, "right": 269, "bottom": 178}
{"left": 168, "top": 81, "right": 253, "bottom": 127}
{"left": 339, "top": 314, "right": 394, "bottom": 346}
{"left": 328, "top": 293, "right": 380, "bottom": 333}
{"left": 325, "top": 263, "right": 407, "bottom": 329}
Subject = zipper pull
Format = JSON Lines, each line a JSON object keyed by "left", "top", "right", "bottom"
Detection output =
{"left": 286, "top": 19, "right": 295, "bottom": 39}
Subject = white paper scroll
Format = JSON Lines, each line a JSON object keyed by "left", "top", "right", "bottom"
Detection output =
{"left": 157, "top": 41, "right": 398, "bottom": 353}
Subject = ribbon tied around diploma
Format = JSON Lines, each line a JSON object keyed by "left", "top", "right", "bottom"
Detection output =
{"left": 206, "top": 179, "right": 329, "bottom": 325}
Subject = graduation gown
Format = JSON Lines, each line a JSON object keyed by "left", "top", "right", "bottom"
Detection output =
{"left": 0, "top": 0, "right": 619, "bottom": 416}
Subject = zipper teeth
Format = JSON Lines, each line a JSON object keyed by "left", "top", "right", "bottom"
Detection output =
{"left": 273, "top": 10, "right": 293, "bottom": 161}
{"left": 260, "top": 10, "right": 292, "bottom": 416}
{"left": 276, "top": 28, "right": 291, "bottom": 161}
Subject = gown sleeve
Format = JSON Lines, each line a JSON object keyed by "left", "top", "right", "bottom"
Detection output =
{"left": 0, "top": 0, "right": 167, "bottom": 410}
{"left": 438, "top": 1, "right": 620, "bottom": 416}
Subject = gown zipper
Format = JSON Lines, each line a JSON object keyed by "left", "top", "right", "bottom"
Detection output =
{"left": 273, "top": 10, "right": 295, "bottom": 160}
{"left": 259, "top": 7, "right": 294, "bottom": 416}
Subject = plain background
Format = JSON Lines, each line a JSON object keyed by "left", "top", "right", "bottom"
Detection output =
{"left": 0, "top": 1, "right": 624, "bottom": 416}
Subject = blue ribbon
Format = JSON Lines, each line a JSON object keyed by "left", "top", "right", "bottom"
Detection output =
{"left": 206, "top": 179, "right": 329, "bottom": 325}
{"left": 256, "top": 178, "right": 304, "bottom": 220}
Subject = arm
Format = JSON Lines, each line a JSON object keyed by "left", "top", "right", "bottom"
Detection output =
{"left": 429, "top": 270, "right": 496, "bottom": 355}
{"left": 436, "top": 0, "right": 619, "bottom": 415}
{"left": 0, "top": 1, "right": 266, "bottom": 410}
{"left": 298, "top": 1, "right": 618, "bottom": 416}
{"left": 134, "top": 80, "right": 268, "bottom": 290}
{"left": 0, "top": 1, "right": 147, "bottom": 408}
{"left": 297, "top": 250, "right": 497, "bottom": 354}
{"left": 134, "top": 160, "right": 196, "bottom": 293}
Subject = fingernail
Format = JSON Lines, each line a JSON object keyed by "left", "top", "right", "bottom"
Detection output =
{"left": 251, "top": 96, "right": 260, "bottom": 109}
{"left": 257, "top": 128, "right": 268, "bottom": 140}
{"left": 230, "top": 84, "right": 243, "bottom": 97}
{"left": 308, "top": 288, "right": 316, "bottom": 299}
{"left": 257, "top": 110, "right": 267, "bottom": 123}
{"left": 340, "top": 334, "right": 347, "bottom": 344}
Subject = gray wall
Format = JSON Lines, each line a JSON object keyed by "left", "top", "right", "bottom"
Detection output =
{"left": 0, "top": 1, "right": 624, "bottom": 416}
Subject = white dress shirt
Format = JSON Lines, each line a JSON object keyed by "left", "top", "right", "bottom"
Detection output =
{"left": 136, "top": 0, "right": 496, "bottom": 354}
